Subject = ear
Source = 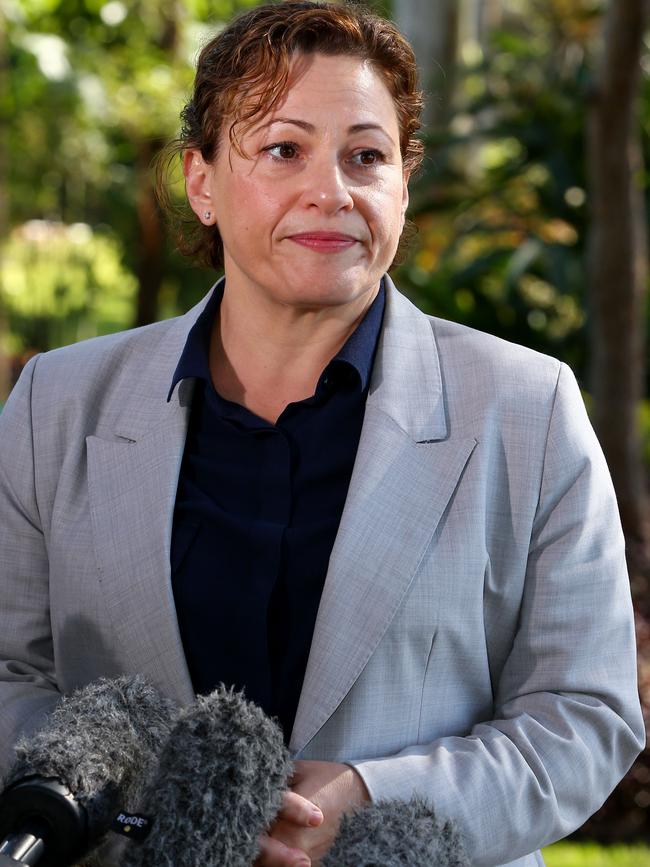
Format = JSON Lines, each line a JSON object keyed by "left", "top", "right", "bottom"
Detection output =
{"left": 183, "top": 149, "right": 216, "bottom": 224}
{"left": 401, "top": 169, "right": 410, "bottom": 228}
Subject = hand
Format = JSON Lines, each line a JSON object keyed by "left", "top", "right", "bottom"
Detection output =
{"left": 255, "top": 789, "right": 323, "bottom": 867}
{"left": 255, "top": 760, "right": 370, "bottom": 867}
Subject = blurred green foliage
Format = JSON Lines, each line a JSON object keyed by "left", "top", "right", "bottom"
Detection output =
{"left": 1, "top": 221, "right": 136, "bottom": 350}
{"left": 543, "top": 842, "right": 650, "bottom": 866}
{"left": 1, "top": 0, "right": 263, "bottom": 360}
{"left": 395, "top": 0, "right": 609, "bottom": 382}
{"left": 1, "top": 0, "right": 649, "bottom": 387}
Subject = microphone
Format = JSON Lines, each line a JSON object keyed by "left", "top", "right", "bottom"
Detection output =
{"left": 0, "top": 676, "right": 176, "bottom": 867}
{"left": 122, "top": 684, "right": 293, "bottom": 867}
{"left": 321, "top": 795, "right": 470, "bottom": 866}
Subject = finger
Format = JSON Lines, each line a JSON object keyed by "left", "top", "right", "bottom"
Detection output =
{"left": 276, "top": 790, "right": 323, "bottom": 827}
{"left": 255, "top": 832, "right": 311, "bottom": 867}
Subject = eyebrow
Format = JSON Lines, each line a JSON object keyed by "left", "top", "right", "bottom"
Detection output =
{"left": 259, "top": 117, "right": 396, "bottom": 146}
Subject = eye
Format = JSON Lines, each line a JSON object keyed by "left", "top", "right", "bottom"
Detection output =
{"left": 261, "top": 142, "right": 386, "bottom": 169}
{"left": 351, "top": 149, "right": 385, "bottom": 168}
{"left": 263, "top": 141, "right": 300, "bottom": 162}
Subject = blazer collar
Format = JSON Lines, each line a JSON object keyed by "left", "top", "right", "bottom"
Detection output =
{"left": 85, "top": 279, "right": 222, "bottom": 706}
{"left": 88, "top": 273, "right": 463, "bottom": 720}
{"left": 370, "top": 273, "right": 447, "bottom": 443}
{"left": 111, "top": 277, "right": 223, "bottom": 444}
{"left": 110, "top": 273, "right": 447, "bottom": 446}
{"left": 289, "top": 276, "right": 476, "bottom": 753}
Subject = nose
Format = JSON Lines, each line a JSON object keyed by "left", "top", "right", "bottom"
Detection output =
{"left": 300, "top": 156, "right": 354, "bottom": 215}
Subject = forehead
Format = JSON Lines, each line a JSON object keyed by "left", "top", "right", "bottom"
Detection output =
{"left": 244, "top": 52, "right": 400, "bottom": 136}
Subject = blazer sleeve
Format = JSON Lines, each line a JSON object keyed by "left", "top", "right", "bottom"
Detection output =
{"left": 0, "top": 355, "right": 61, "bottom": 778}
{"left": 349, "top": 362, "right": 645, "bottom": 865}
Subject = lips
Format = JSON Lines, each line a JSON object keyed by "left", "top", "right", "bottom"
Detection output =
{"left": 287, "top": 231, "right": 359, "bottom": 252}
{"left": 289, "top": 232, "right": 357, "bottom": 241}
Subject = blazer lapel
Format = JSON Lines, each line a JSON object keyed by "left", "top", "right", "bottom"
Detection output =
{"left": 86, "top": 274, "right": 475, "bottom": 731}
{"left": 291, "top": 277, "right": 477, "bottom": 753}
{"left": 86, "top": 284, "right": 220, "bottom": 707}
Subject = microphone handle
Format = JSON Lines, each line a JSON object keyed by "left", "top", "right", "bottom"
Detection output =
{"left": 0, "top": 778, "right": 88, "bottom": 867}
{"left": 0, "top": 819, "right": 48, "bottom": 865}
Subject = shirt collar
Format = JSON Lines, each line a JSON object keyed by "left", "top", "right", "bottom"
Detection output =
{"left": 327, "top": 278, "right": 385, "bottom": 391}
{"left": 167, "top": 279, "right": 224, "bottom": 402}
{"left": 168, "top": 276, "right": 385, "bottom": 402}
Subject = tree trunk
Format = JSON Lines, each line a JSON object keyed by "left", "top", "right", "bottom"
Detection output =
{"left": 133, "top": 0, "right": 179, "bottom": 328}
{"left": 134, "top": 136, "right": 165, "bottom": 327}
{"left": 586, "top": 0, "right": 649, "bottom": 569}
{"left": 462, "top": 0, "right": 503, "bottom": 53}
{"left": 393, "top": 0, "right": 460, "bottom": 128}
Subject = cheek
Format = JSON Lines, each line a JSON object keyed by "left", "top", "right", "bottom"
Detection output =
{"left": 363, "top": 184, "right": 406, "bottom": 236}
{"left": 232, "top": 178, "right": 287, "bottom": 231}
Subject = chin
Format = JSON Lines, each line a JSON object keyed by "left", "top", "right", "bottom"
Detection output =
{"left": 278, "top": 263, "right": 383, "bottom": 306}
{"left": 284, "top": 281, "right": 376, "bottom": 309}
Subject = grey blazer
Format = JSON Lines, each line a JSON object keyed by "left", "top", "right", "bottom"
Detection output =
{"left": 0, "top": 275, "right": 644, "bottom": 867}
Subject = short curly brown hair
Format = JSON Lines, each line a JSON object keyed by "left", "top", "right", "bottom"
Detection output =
{"left": 157, "top": 0, "right": 424, "bottom": 271}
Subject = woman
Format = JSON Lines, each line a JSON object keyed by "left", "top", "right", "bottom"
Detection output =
{"left": 0, "top": 2, "right": 644, "bottom": 866}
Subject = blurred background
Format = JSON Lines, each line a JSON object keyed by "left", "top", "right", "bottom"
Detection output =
{"left": 1, "top": 0, "right": 649, "bottom": 861}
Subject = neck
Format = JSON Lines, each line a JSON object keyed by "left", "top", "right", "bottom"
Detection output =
{"left": 208, "top": 275, "right": 380, "bottom": 423}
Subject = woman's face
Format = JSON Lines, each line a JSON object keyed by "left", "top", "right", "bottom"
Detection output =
{"left": 185, "top": 52, "right": 409, "bottom": 311}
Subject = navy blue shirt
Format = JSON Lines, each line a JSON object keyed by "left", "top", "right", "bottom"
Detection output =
{"left": 168, "top": 278, "right": 385, "bottom": 742}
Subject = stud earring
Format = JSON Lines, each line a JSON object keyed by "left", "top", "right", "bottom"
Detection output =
{"left": 203, "top": 211, "right": 211, "bottom": 221}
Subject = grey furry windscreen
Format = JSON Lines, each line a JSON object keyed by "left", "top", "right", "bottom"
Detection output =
{"left": 123, "top": 684, "right": 292, "bottom": 867}
{"left": 321, "top": 795, "right": 470, "bottom": 866}
{"left": 6, "top": 675, "right": 176, "bottom": 833}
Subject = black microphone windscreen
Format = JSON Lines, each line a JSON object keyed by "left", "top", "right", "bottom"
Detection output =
{"left": 320, "top": 795, "right": 470, "bottom": 867}
{"left": 123, "top": 685, "right": 293, "bottom": 867}
{"left": 4, "top": 675, "right": 176, "bottom": 835}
